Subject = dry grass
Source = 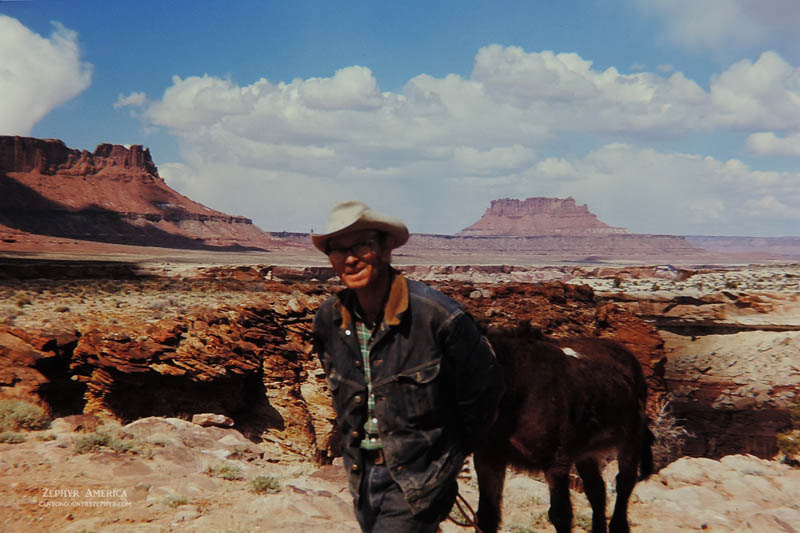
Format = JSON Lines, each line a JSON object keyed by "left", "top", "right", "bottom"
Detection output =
{"left": 0, "top": 431, "right": 26, "bottom": 443}
{"left": 204, "top": 462, "right": 245, "bottom": 481}
{"left": 650, "top": 399, "right": 692, "bottom": 470}
{"left": 0, "top": 399, "right": 50, "bottom": 432}
{"left": 72, "top": 427, "right": 148, "bottom": 455}
{"left": 250, "top": 474, "right": 281, "bottom": 494}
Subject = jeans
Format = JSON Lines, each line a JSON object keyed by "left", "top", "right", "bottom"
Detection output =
{"left": 355, "top": 457, "right": 457, "bottom": 533}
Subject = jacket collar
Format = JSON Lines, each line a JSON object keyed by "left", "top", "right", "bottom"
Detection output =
{"left": 334, "top": 268, "right": 409, "bottom": 331}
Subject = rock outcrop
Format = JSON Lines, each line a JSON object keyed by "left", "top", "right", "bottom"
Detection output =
{"left": 579, "top": 264, "right": 800, "bottom": 459}
{"left": 5, "top": 260, "right": 799, "bottom": 467}
{"left": 0, "top": 266, "right": 667, "bottom": 465}
{"left": 0, "top": 136, "right": 274, "bottom": 250}
{"left": 458, "top": 197, "right": 629, "bottom": 237}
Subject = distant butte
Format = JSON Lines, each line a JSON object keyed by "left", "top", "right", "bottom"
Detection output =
{"left": 0, "top": 136, "right": 275, "bottom": 251}
{"left": 458, "top": 197, "right": 630, "bottom": 237}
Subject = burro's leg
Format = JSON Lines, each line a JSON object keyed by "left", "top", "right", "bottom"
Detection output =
{"left": 609, "top": 440, "right": 639, "bottom": 533}
{"left": 475, "top": 451, "right": 507, "bottom": 533}
{"left": 576, "top": 457, "right": 607, "bottom": 533}
{"left": 545, "top": 462, "right": 573, "bottom": 533}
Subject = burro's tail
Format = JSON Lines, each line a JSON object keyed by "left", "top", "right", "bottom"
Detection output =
{"left": 639, "top": 419, "right": 655, "bottom": 480}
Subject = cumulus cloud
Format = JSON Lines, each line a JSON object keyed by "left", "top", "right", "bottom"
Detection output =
{"left": 746, "top": 132, "right": 800, "bottom": 157}
{"left": 633, "top": 0, "right": 800, "bottom": 51}
{"left": 0, "top": 16, "right": 92, "bottom": 135}
{"left": 742, "top": 196, "right": 800, "bottom": 219}
{"left": 711, "top": 51, "right": 800, "bottom": 131}
{"left": 114, "top": 91, "right": 148, "bottom": 109}
{"left": 528, "top": 144, "right": 800, "bottom": 235}
{"left": 124, "top": 44, "right": 800, "bottom": 235}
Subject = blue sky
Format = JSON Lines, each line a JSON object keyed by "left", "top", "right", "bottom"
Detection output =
{"left": 2, "top": 1, "right": 800, "bottom": 236}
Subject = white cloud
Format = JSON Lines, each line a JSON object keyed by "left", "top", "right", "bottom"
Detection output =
{"left": 515, "top": 144, "right": 800, "bottom": 236}
{"left": 470, "top": 46, "right": 709, "bottom": 137}
{"left": 299, "top": 66, "right": 384, "bottom": 110}
{"left": 127, "top": 45, "right": 800, "bottom": 235}
{"left": 742, "top": 196, "right": 800, "bottom": 219}
{"left": 453, "top": 145, "right": 535, "bottom": 175}
{"left": 633, "top": 0, "right": 800, "bottom": 51}
{"left": 746, "top": 132, "right": 800, "bottom": 157}
{"left": 688, "top": 199, "right": 725, "bottom": 221}
{"left": 711, "top": 51, "right": 800, "bottom": 131}
{"left": 114, "top": 91, "right": 147, "bottom": 109}
{"left": 0, "top": 16, "right": 92, "bottom": 135}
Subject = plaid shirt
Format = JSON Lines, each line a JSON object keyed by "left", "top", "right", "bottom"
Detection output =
{"left": 356, "top": 319, "right": 383, "bottom": 450}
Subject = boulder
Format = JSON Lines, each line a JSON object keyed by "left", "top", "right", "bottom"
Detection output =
{"left": 192, "top": 413, "right": 234, "bottom": 428}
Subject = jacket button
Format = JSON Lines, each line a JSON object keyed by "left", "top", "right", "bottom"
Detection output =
{"left": 354, "top": 396, "right": 362, "bottom": 404}
{"left": 394, "top": 465, "right": 403, "bottom": 472}
{"left": 351, "top": 464, "right": 359, "bottom": 472}
{"left": 354, "top": 360, "right": 362, "bottom": 367}
{"left": 351, "top": 430, "right": 359, "bottom": 439}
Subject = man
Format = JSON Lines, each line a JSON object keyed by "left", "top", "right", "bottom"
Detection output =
{"left": 311, "top": 200, "right": 504, "bottom": 532}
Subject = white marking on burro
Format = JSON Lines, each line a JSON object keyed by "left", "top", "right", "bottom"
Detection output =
{"left": 562, "top": 347, "right": 582, "bottom": 359}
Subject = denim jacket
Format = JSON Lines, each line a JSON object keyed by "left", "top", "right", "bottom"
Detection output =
{"left": 312, "top": 272, "right": 504, "bottom": 515}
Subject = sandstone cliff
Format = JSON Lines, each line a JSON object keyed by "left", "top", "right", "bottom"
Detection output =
{"left": 458, "top": 197, "right": 630, "bottom": 237}
{"left": 0, "top": 136, "right": 274, "bottom": 250}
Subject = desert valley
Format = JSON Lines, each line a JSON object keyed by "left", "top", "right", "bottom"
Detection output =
{"left": 1, "top": 137, "right": 799, "bottom": 532}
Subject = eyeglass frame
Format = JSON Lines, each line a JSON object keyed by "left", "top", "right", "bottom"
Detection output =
{"left": 325, "top": 233, "right": 385, "bottom": 261}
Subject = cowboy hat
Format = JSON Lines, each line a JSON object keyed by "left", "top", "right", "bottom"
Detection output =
{"left": 311, "top": 200, "right": 409, "bottom": 253}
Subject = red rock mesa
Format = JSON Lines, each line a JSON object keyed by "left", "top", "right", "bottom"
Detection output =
{"left": 0, "top": 136, "right": 274, "bottom": 250}
{"left": 458, "top": 197, "right": 630, "bottom": 237}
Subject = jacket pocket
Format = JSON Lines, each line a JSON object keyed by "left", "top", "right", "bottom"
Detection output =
{"left": 326, "top": 368, "right": 342, "bottom": 391}
{"left": 325, "top": 369, "right": 346, "bottom": 418}
{"left": 395, "top": 359, "right": 442, "bottom": 427}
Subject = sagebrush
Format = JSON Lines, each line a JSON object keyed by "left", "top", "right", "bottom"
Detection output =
{"left": 0, "top": 399, "right": 50, "bottom": 432}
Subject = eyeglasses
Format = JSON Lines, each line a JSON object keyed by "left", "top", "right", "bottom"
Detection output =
{"left": 326, "top": 238, "right": 380, "bottom": 261}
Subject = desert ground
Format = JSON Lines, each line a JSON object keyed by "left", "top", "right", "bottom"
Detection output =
{"left": 1, "top": 247, "right": 799, "bottom": 532}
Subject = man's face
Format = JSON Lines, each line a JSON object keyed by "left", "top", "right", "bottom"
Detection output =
{"left": 327, "top": 230, "right": 390, "bottom": 291}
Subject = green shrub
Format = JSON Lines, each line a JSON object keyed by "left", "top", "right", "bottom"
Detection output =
{"left": 250, "top": 475, "right": 280, "bottom": 494}
{"left": 204, "top": 462, "right": 244, "bottom": 480}
{"left": 73, "top": 428, "right": 144, "bottom": 455}
{"left": 0, "top": 431, "right": 26, "bottom": 443}
{"left": 0, "top": 399, "right": 50, "bottom": 432}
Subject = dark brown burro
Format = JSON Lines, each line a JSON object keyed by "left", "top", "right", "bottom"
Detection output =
{"left": 475, "top": 324, "right": 654, "bottom": 533}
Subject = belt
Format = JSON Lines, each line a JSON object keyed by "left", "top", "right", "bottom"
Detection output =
{"left": 363, "top": 448, "right": 385, "bottom": 465}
